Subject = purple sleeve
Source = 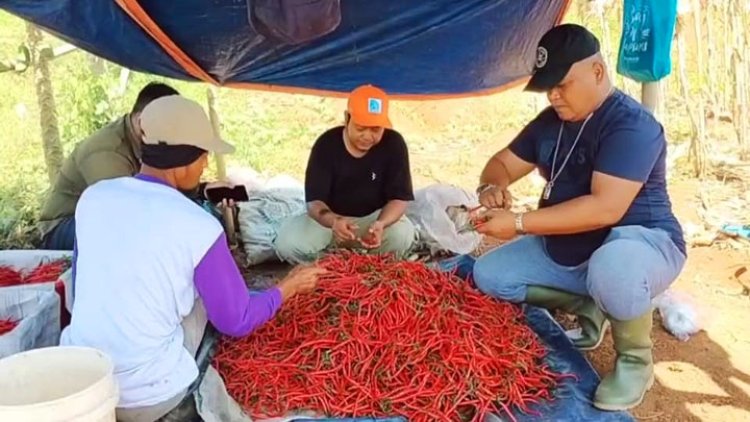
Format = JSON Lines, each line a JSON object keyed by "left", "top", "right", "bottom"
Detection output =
{"left": 194, "top": 233, "right": 283, "bottom": 337}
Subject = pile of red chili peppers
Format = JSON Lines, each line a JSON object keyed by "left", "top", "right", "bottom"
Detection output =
{"left": 0, "top": 318, "right": 18, "bottom": 336}
{"left": 0, "top": 260, "right": 70, "bottom": 287}
{"left": 215, "top": 253, "right": 565, "bottom": 422}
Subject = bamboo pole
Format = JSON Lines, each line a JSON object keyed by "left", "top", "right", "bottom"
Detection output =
{"left": 207, "top": 88, "right": 227, "bottom": 180}
{"left": 52, "top": 44, "right": 77, "bottom": 59}
{"left": 206, "top": 86, "right": 236, "bottom": 244}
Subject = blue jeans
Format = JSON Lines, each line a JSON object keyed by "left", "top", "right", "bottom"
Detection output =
{"left": 473, "top": 226, "right": 686, "bottom": 321}
{"left": 41, "top": 216, "right": 76, "bottom": 250}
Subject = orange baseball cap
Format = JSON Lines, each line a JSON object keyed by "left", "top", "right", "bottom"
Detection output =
{"left": 347, "top": 84, "right": 392, "bottom": 129}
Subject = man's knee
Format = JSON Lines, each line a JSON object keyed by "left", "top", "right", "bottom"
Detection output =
{"left": 381, "top": 218, "right": 416, "bottom": 255}
{"left": 587, "top": 240, "right": 654, "bottom": 320}
{"left": 273, "top": 215, "right": 331, "bottom": 264}
{"left": 472, "top": 252, "right": 524, "bottom": 302}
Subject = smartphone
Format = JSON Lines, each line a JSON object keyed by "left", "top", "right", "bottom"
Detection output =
{"left": 205, "top": 185, "right": 249, "bottom": 203}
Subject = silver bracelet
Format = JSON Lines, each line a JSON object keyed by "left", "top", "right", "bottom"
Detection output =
{"left": 476, "top": 183, "right": 496, "bottom": 195}
{"left": 514, "top": 212, "right": 526, "bottom": 235}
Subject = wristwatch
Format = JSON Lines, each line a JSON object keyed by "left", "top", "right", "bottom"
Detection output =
{"left": 514, "top": 212, "right": 526, "bottom": 235}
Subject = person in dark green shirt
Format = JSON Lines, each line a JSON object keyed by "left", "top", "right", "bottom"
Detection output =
{"left": 39, "top": 82, "right": 228, "bottom": 250}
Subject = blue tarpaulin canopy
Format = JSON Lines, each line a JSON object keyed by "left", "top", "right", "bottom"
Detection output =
{"left": 0, "top": 0, "right": 570, "bottom": 98}
{"left": 0, "top": 3, "right": 647, "bottom": 421}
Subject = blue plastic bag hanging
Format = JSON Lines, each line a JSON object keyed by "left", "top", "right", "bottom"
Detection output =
{"left": 616, "top": 0, "right": 678, "bottom": 82}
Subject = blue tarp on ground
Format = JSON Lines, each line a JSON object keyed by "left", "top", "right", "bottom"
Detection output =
{"left": 0, "top": 0, "right": 568, "bottom": 96}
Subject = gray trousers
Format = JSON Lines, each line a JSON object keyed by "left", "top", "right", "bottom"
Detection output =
{"left": 116, "top": 300, "right": 208, "bottom": 422}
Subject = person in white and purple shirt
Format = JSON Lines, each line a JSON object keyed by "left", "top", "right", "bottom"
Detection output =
{"left": 61, "top": 95, "right": 327, "bottom": 422}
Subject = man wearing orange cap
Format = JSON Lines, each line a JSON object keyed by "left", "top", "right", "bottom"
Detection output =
{"left": 275, "top": 84, "right": 416, "bottom": 263}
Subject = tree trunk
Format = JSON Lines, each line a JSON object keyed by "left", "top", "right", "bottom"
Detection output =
{"left": 723, "top": 2, "right": 733, "bottom": 113}
{"left": 612, "top": 0, "right": 626, "bottom": 89}
{"left": 677, "top": 18, "right": 707, "bottom": 178}
{"left": 745, "top": 3, "right": 750, "bottom": 159}
{"left": 727, "top": 0, "right": 750, "bottom": 156}
{"left": 598, "top": 2, "right": 611, "bottom": 61}
{"left": 692, "top": 0, "right": 704, "bottom": 87}
{"left": 731, "top": 0, "right": 749, "bottom": 158}
{"left": 26, "top": 24, "right": 63, "bottom": 184}
{"left": 704, "top": 3, "right": 719, "bottom": 113}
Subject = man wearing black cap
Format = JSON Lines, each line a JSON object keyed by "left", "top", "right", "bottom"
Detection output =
{"left": 471, "top": 24, "right": 686, "bottom": 411}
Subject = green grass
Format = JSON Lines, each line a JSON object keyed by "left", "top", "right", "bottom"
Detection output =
{"left": 0, "top": 7, "right": 726, "bottom": 248}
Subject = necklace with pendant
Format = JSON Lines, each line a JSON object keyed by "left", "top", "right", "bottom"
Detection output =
{"left": 543, "top": 113, "right": 593, "bottom": 200}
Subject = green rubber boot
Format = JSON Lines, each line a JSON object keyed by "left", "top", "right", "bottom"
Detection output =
{"left": 525, "top": 286, "right": 609, "bottom": 350}
{"left": 594, "top": 311, "right": 655, "bottom": 411}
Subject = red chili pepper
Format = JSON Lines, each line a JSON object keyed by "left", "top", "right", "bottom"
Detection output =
{"left": 0, "top": 318, "right": 18, "bottom": 336}
{"left": 23, "top": 260, "right": 71, "bottom": 284}
{"left": 214, "top": 252, "right": 568, "bottom": 420}
{"left": 0, "top": 266, "right": 22, "bottom": 287}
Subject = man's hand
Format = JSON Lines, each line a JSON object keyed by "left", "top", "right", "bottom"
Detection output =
{"left": 277, "top": 265, "right": 328, "bottom": 301}
{"left": 478, "top": 149, "right": 534, "bottom": 209}
{"left": 478, "top": 185, "right": 513, "bottom": 210}
{"left": 474, "top": 209, "right": 517, "bottom": 240}
{"left": 332, "top": 217, "right": 358, "bottom": 244}
{"left": 360, "top": 220, "right": 384, "bottom": 249}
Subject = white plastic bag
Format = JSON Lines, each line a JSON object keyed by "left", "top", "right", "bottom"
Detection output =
{"left": 652, "top": 289, "right": 706, "bottom": 342}
{"left": 0, "top": 249, "right": 71, "bottom": 272}
{"left": 406, "top": 184, "right": 482, "bottom": 255}
{"left": 226, "top": 166, "right": 304, "bottom": 194}
{"left": 227, "top": 166, "right": 307, "bottom": 266}
{"left": 226, "top": 166, "right": 266, "bottom": 193}
{"left": 0, "top": 284, "right": 61, "bottom": 359}
{"left": 237, "top": 188, "right": 306, "bottom": 266}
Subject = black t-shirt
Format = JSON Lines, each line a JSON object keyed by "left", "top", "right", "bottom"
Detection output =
{"left": 305, "top": 126, "right": 414, "bottom": 217}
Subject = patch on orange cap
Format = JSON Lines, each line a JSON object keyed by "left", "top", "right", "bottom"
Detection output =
{"left": 347, "top": 84, "right": 392, "bottom": 129}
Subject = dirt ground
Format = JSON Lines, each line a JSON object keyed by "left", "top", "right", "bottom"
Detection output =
{"left": 585, "top": 179, "right": 750, "bottom": 422}
{"left": 236, "top": 177, "right": 750, "bottom": 422}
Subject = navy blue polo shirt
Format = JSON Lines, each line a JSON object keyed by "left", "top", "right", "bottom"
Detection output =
{"left": 509, "top": 89, "right": 685, "bottom": 266}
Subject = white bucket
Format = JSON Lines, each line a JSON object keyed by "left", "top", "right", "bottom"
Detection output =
{"left": 0, "top": 346, "right": 119, "bottom": 421}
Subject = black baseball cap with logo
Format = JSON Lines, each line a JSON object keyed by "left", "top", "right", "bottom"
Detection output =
{"left": 524, "top": 24, "right": 601, "bottom": 92}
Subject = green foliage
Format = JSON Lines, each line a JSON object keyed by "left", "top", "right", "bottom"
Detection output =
{"left": 0, "top": 158, "right": 47, "bottom": 249}
{"left": 54, "top": 62, "right": 124, "bottom": 153}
